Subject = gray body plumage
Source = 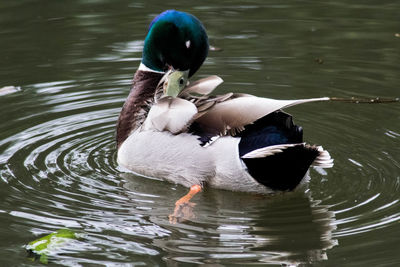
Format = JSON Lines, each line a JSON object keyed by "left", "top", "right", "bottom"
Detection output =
{"left": 118, "top": 130, "right": 274, "bottom": 194}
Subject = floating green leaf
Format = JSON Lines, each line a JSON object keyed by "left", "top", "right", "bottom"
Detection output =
{"left": 26, "top": 229, "right": 82, "bottom": 264}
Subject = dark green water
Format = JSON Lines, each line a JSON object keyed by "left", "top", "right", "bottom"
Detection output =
{"left": 1, "top": 0, "right": 399, "bottom": 266}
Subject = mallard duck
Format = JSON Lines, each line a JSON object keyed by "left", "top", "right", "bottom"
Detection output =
{"left": 117, "top": 10, "right": 333, "bottom": 220}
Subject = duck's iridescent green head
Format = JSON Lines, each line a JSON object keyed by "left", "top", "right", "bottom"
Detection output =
{"left": 142, "top": 10, "right": 209, "bottom": 77}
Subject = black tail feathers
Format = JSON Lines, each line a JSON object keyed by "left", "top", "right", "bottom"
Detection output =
{"left": 239, "top": 111, "right": 320, "bottom": 191}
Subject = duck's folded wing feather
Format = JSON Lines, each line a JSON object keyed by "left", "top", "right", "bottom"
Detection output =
{"left": 194, "top": 95, "right": 330, "bottom": 136}
{"left": 180, "top": 75, "right": 223, "bottom": 96}
{"left": 143, "top": 97, "right": 197, "bottom": 134}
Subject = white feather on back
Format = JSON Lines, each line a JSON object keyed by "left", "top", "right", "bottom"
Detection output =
{"left": 180, "top": 75, "right": 223, "bottom": 96}
{"left": 143, "top": 97, "right": 197, "bottom": 134}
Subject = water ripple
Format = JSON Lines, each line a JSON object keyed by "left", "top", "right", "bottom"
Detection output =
{"left": 0, "top": 1, "right": 399, "bottom": 265}
{"left": 0, "top": 68, "right": 398, "bottom": 265}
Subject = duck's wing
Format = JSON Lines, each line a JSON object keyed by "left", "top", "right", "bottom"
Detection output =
{"left": 142, "top": 97, "right": 197, "bottom": 134}
{"left": 142, "top": 74, "right": 223, "bottom": 135}
{"left": 193, "top": 95, "right": 330, "bottom": 136}
{"left": 147, "top": 73, "right": 330, "bottom": 140}
{"left": 178, "top": 74, "right": 330, "bottom": 136}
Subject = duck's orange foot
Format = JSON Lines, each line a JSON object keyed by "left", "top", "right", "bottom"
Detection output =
{"left": 169, "top": 201, "right": 196, "bottom": 224}
{"left": 169, "top": 184, "right": 202, "bottom": 224}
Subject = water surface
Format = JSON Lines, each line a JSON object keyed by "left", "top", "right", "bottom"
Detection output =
{"left": 0, "top": 0, "right": 399, "bottom": 266}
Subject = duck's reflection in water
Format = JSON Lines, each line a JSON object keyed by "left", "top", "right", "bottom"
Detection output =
{"left": 122, "top": 173, "right": 337, "bottom": 266}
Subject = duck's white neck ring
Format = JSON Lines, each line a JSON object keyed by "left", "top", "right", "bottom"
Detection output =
{"left": 138, "top": 62, "right": 165, "bottom": 74}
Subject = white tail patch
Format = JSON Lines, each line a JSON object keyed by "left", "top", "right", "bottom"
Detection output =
{"left": 312, "top": 146, "right": 334, "bottom": 168}
{"left": 241, "top": 143, "right": 304, "bottom": 158}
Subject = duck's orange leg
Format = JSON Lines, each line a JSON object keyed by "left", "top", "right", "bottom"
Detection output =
{"left": 169, "top": 184, "right": 202, "bottom": 224}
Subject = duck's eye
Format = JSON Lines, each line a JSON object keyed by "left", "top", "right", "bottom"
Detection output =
{"left": 185, "top": 40, "right": 191, "bottom": 49}
{"left": 179, "top": 77, "right": 185, "bottom": 86}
